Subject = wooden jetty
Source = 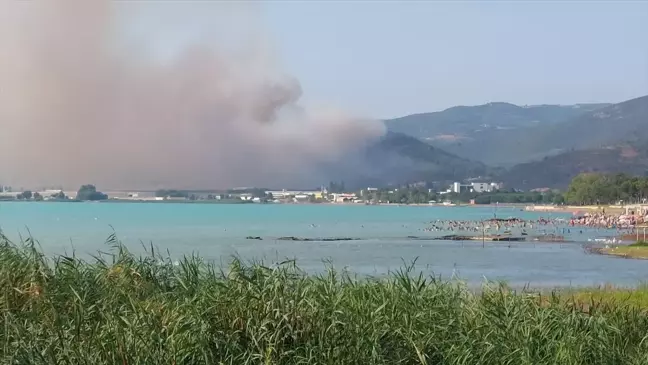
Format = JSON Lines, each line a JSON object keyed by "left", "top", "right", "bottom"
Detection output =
{"left": 616, "top": 225, "right": 648, "bottom": 242}
{"left": 531, "top": 234, "right": 567, "bottom": 242}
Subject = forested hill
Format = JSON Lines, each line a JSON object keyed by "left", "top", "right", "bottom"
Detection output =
{"left": 525, "top": 95, "right": 648, "bottom": 154}
{"left": 347, "top": 132, "right": 489, "bottom": 187}
{"left": 386, "top": 102, "right": 608, "bottom": 142}
{"left": 499, "top": 141, "right": 648, "bottom": 190}
{"left": 385, "top": 102, "right": 611, "bottom": 165}
{"left": 347, "top": 96, "right": 647, "bottom": 189}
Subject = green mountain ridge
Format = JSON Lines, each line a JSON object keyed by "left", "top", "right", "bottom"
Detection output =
{"left": 499, "top": 141, "right": 648, "bottom": 190}
{"left": 354, "top": 132, "right": 489, "bottom": 187}
{"left": 386, "top": 102, "right": 611, "bottom": 165}
{"left": 497, "top": 95, "right": 648, "bottom": 189}
{"left": 373, "top": 96, "right": 647, "bottom": 189}
{"left": 525, "top": 95, "right": 648, "bottom": 154}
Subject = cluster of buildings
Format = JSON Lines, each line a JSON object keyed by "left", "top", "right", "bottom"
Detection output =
{"left": 439, "top": 181, "right": 503, "bottom": 195}
{"left": 264, "top": 190, "right": 325, "bottom": 201}
{"left": 0, "top": 187, "right": 69, "bottom": 201}
{"left": 262, "top": 190, "right": 358, "bottom": 203}
{"left": 0, "top": 185, "right": 15, "bottom": 200}
{"left": 227, "top": 189, "right": 362, "bottom": 204}
{"left": 2, "top": 180, "right": 505, "bottom": 205}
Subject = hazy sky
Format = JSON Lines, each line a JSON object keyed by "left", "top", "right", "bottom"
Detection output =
{"left": 261, "top": 1, "right": 648, "bottom": 118}
{"left": 1, "top": 1, "right": 646, "bottom": 190}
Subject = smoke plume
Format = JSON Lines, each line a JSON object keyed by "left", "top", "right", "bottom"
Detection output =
{"left": 0, "top": 1, "right": 385, "bottom": 190}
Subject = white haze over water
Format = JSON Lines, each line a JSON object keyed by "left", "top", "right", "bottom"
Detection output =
{"left": 0, "top": 1, "right": 385, "bottom": 190}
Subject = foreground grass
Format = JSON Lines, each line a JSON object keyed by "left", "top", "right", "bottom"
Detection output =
{"left": 2, "top": 234, "right": 648, "bottom": 364}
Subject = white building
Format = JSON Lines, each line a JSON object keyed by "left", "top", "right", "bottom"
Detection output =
{"left": 331, "top": 193, "right": 356, "bottom": 203}
{"left": 471, "top": 182, "right": 491, "bottom": 193}
{"left": 449, "top": 181, "right": 503, "bottom": 194}
{"left": 451, "top": 182, "right": 471, "bottom": 193}
{"left": 360, "top": 187, "right": 379, "bottom": 196}
{"left": 239, "top": 193, "right": 254, "bottom": 201}
{"left": 265, "top": 189, "right": 324, "bottom": 200}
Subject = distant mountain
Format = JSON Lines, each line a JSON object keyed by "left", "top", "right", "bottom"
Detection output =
{"left": 499, "top": 141, "right": 648, "bottom": 190}
{"left": 525, "top": 95, "right": 648, "bottom": 154}
{"left": 336, "top": 132, "right": 489, "bottom": 188}
{"left": 385, "top": 102, "right": 611, "bottom": 165}
{"left": 350, "top": 96, "right": 647, "bottom": 189}
{"left": 387, "top": 102, "right": 608, "bottom": 139}
{"left": 498, "top": 95, "right": 648, "bottom": 189}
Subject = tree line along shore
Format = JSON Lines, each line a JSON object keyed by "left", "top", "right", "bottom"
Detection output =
{"left": 3, "top": 172, "right": 648, "bottom": 206}
{"left": 2, "top": 234, "right": 648, "bottom": 365}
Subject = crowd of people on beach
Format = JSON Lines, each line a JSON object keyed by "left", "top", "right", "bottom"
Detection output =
{"left": 422, "top": 218, "right": 549, "bottom": 234}
{"left": 568, "top": 212, "right": 644, "bottom": 229}
{"left": 421, "top": 212, "right": 646, "bottom": 235}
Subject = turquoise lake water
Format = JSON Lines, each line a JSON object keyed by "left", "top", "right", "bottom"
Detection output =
{"left": 0, "top": 202, "right": 646, "bottom": 287}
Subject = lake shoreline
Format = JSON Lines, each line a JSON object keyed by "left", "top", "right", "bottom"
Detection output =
{"left": 2, "top": 199, "right": 631, "bottom": 216}
{"left": 2, "top": 202, "right": 646, "bottom": 288}
{"left": 525, "top": 204, "right": 629, "bottom": 215}
{"left": 587, "top": 245, "right": 648, "bottom": 260}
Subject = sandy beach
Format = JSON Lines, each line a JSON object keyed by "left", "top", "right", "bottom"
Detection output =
{"left": 525, "top": 204, "right": 627, "bottom": 215}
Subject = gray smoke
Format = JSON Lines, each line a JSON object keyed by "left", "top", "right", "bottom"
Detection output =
{"left": 0, "top": 1, "right": 385, "bottom": 190}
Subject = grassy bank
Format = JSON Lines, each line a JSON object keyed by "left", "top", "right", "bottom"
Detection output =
{"left": 560, "top": 284, "right": 648, "bottom": 309}
{"left": 598, "top": 241, "right": 648, "bottom": 259}
{"left": 2, "top": 235, "right": 648, "bottom": 364}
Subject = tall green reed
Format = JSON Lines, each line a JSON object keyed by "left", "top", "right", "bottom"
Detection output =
{"left": 0, "top": 232, "right": 647, "bottom": 364}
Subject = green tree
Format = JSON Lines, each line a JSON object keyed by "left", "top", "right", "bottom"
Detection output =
{"left": 564, "top": 173, "right": 648, "bottom": 205}
{"left": 155, "top": 190, "right": 188, "bottom": 198}
{"left": 51, "top": 191, "right": 67, "bottom": 200}
{"left": 638, "top": 179, "right": 648, "bottom": 202}
{"left": 552, "top": 194, "right": 565, "bottom": 205}
{"left": 76, "top": 185, "right": 108, "bottom": 201}
{"left": 564, "top": 173, "right": 602, "bottom": 205}
{"left": 21, "top": 191, "right": 32, "bottom": 200}
{"left": 33, "top": 192, "right": 43, "bottom": 201}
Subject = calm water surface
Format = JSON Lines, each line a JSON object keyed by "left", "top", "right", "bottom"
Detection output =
{"left": 0, "top": 202, "right": 645, "bottom": 287}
